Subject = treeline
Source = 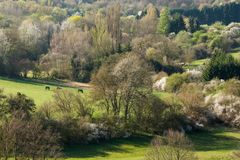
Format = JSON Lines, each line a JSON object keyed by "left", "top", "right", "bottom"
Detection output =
{"left": 172, "top": 2, "right": 240, "bottom": 25}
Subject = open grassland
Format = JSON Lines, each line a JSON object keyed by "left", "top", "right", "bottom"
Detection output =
{"left": 0, "top": 77, "right": 239, "bottom": 160}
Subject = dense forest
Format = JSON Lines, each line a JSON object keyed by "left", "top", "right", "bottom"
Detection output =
{"left": 0, "top": 0, "right": 240, "bottom": 160}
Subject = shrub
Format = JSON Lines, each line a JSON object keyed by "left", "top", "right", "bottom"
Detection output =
{"left": 223, "top": 79, "right": 240, "bottom": 97}
{"left": 166, "top": 73, "right": 189, "bottom": 92}
{"left": 178, "top": 83, "right": 206, "bottom": 122}
{"left": 50, "top": 68, "right": 69, "bottom": 79}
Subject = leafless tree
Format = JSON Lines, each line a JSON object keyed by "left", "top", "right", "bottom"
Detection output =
{"left": 145, "top": 130, "right": 198, "bottom": 160}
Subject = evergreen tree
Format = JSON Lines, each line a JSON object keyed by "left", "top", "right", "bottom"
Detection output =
{"left": 203, "top": 50, "right": 240, "bottom": 81}
{"left": 170, "top": 13, "right": 185, "bottom": 33}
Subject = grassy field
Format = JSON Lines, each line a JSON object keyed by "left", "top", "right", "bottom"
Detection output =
{"left": 0, "top": 77, "right": 78, "bottom": 106}
{"left": 64, "top": 128, "right": 240, "bottom": 160}
{"left": 0, "top": 77, "right": 239, "bottom": 160}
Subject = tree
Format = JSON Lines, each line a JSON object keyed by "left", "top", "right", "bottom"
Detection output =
{"left": 145, "top": 130, "right": 198, "bottom": 160}
{"left": 52, "top": 90, "right": 92, "bottom": 118}
{"left": 139, "top": 3, "right": 158, "bottom": 35}
{"left": 170, "top": 13, "right": 185, "bottom": 34}
{"left": 48, "top": 29, "right": 93, "bottom": 82}
{"left": 18, "top": 19, "right": 48, "bottom": 60}
{"left": 0, "top": 29, "right": 29, "bottom": 77}
{"left": 92, "top": 54, "right": 152, "bottom": 123}
{"left": 184, "top": 17, "right": 200, "bottom": 33}
{"left": 107, "top": 3, "right": 121, "bottom": 52}
{"left": 209, "top": 35, "right": 233, "bottom": 52}
{"left": 5, "top": 93, "right": 35, "bottom": 118}
{"left": 157, "top": 7, "right": 170, "bottom": 35}
{"left": 203, "top": 50, "right": 240, "bottom": 81}
{"left": 91, "top": 12, "right": 113, "bottom": 58}
{"left": 51, "top": 7, "right": 67, "bottom": 22}
{"left": 178, "top": 83, "right": 205, "bottom": 121}
{"left": 0, "top": 116, "right": 62, "bottom": 160}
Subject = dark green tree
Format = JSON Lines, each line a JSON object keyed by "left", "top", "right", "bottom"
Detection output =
{"left": 170, "top": 13, "right": 185, "bottom": 34}
{"left": 203, "top": 50, "right": 240, "bottom": 81}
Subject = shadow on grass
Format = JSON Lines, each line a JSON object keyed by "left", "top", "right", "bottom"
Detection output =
{"left": 188, "top": 128, "right": 240, "bottom": 152}
{"left": 63, "top": 135, "right": 152, "bottom": 158}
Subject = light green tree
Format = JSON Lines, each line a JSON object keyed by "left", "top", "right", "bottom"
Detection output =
{"left": 157, "top": 7, "right": 170, "bottom": 35}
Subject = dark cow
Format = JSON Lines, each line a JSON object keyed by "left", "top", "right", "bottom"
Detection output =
{"left": 78, "top": 88, "right": 83, "bottom": 93}
{"left": 45, "top": 86, "right": 50, "bottom": 90}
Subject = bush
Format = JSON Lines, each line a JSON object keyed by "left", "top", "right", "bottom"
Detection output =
{"left": 166, "top": 73, "right": 189, "bottom": 92}
{"left": 178, "top": 83, "right": 207, "bottom": 123}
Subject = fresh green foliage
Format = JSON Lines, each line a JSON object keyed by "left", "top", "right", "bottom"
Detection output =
{"left": 157, "top": 7, "right": 170, "bottom": 35}
{"left": 166, "top": 73, "right": 189, "bottom": 92}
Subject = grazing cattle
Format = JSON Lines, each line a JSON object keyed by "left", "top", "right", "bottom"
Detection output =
{"left": 78, "top": 89, "right": 83, "bottom": 93}
{"left": 57, "top": 87, "right": 62, "bottom": 90}
{"left": 45, "top": 86, "right": 50, "bottom": 90}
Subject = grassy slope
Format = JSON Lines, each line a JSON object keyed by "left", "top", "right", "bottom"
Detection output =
{"left": 0, "top": 77, "right": 239, "bottom": 160}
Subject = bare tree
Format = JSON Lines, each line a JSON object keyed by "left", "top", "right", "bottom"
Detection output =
{"left": 107, "top": 3, "right": 121, "bottom": 51}
{"left": 145, "top": 130, "right": 198, "bottom": 160}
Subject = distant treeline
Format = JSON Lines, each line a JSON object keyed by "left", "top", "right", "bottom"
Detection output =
{"left": 172, "top": 2, "right": 240, "bottom": 25}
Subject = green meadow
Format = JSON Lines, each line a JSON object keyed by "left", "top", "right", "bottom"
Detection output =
{"left": 0, "top": 77, "right": 78, "bottom": 106}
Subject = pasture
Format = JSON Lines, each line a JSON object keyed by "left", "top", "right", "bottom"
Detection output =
{"left": 0, "top": 77, "right": 81, "bottom": 106}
